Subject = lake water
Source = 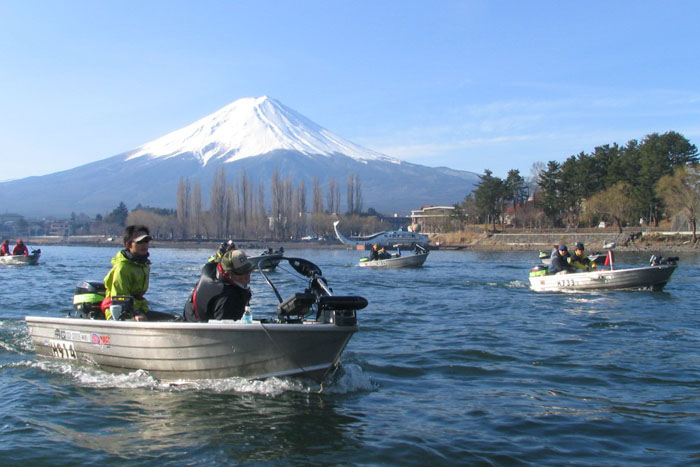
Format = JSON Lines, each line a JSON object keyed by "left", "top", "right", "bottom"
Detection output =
{"left": 1, "top": 246, "right": 699, "bottom": 465}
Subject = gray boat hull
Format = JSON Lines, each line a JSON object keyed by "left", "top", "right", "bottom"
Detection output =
{"left": 25, "top": 317, "right": 357, "bottom": 381}
{"left": 359, "top": 252, "right": 428, "bottom": 268}
{"left": 529, "top": 265, "right": 677, "bottom": 292}
{"left": 0, "top": 251, "right": 40, "bottom": 265}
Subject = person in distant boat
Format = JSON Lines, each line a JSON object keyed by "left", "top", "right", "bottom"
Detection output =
{"left": 570, "top": 242, "right": 595, "bottom": 272}
{"left": 12, "top": 239, "right": 28, "bottom": 256}
{"left": 369, "top": 244, "right": 380, "bottom": 261}
{"left": 548, "top": 245, "right": 575, "bottom": 274}
{"left": 209, "top": 240, "right": 236, "bottom": 262}
{"left": 183, "top": 249, "right": 254, "bottom": 322}
{"left": 378, "top": 247, "right": 391, "bottom": 260}
{"left": 0, "top": 239, "right": 10, "bottom": 256}
{"left": 101, "top": 225, "right": 153, "bottom": 321}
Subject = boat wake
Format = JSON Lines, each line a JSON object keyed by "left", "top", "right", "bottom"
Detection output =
{"left": 0, "top": 320, "right": 34, "bottom": 353}
{"left": 323, "top": 363, "right": 376, "bottom": 394}
{"left": 23, "top": 359, "right": 374, "bottom": 395}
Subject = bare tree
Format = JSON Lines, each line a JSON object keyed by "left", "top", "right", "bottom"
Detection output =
{"left": 176, "top": 177, "right": 191, "bottom": 236}
{"left": 327, "top": 177, "right": 340, "bottom": 214}
{"left": 192, "top": 181, "right": 203, "bottom": 238}
{"left": 210, "top": 167, "right": 228, "bottom": 237}
{"left": 257, "top": 186, "right": 267, "bottom": 238}
{"left": 354, "top": 174, "right": 363, "bottom": 214}
{"left": 346, "top": 174, "right": 355, "bottom": 214}
{"left": 298, "top": 179, "right": 307, "bottom": 214}
{"left": 239, "top": 170, "right": 250, "bottom": 231}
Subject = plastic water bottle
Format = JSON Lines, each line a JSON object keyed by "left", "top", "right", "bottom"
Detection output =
{"left": 243, "top": 306, "right": 253, "bottom": 324}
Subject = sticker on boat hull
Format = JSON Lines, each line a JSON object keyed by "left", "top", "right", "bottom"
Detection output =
{"left": 51, "top": 328, "right": 110, "bottom": 347}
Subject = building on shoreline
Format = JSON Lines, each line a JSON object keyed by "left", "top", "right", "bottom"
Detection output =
{"left": 410, "top": 206, "right": 457, "bottom": 234}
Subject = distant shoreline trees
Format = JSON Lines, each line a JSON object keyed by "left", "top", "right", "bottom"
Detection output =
{"left": 456, "top": 131, "right": 699, "bottom": 238}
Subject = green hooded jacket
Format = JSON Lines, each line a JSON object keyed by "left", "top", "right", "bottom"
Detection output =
{"left": 103, "top": 249, "right": 150, "bottom": 319}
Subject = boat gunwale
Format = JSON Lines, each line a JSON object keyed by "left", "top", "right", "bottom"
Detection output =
{"left": 25, "top": 316, "right": 358, "bottom": 332}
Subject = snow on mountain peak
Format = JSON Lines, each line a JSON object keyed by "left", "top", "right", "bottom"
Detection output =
{"left": 127, "top": 96, "right": 395, "bottom": 165}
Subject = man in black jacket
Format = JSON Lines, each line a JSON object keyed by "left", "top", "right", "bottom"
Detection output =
{"left": 548, "top": 244, "right": 576, "bottom": 274}
{"left": 183, "top": 249, "right": 254, "bottom": 322}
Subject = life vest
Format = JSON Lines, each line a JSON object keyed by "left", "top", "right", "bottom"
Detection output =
{"left": 190, "top": 262, "right": 226, "bottom": 321}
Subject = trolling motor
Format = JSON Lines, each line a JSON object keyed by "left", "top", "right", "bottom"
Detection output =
{"left": 266, "top": 257, "right": 367, "bottom": 325}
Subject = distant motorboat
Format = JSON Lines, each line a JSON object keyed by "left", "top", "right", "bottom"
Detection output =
{"left": 358, "top": 245, "right": 429, "bottom": 268}
{"left": 529, "top": 252, "right": 678, "bottom": 292}
{"left": 248, "top": 248, "right": 284, "bottom": 271}
{"left": 0, "top": 249, "right": 41, "bottom": 266}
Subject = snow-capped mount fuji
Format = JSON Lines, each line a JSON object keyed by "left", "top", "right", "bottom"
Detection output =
{"left": 0, "top": 96, "right": 479, "bottom": 217}
{"left": 128, "top": 96, "right": 396, "bottom": 165}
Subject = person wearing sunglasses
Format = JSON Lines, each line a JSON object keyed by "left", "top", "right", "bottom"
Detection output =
{"left": 101, "top": 225, "right": 153, "bottom": 321}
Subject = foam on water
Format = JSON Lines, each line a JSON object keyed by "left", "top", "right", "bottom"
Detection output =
{"left": 24, "top": 356, "right": 375, "bottom": 396}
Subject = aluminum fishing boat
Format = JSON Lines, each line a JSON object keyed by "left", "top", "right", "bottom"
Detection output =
{"left": 529, "top": 253, "right": 678, "bottom": 292}
{"left": 0, "top": 249, "right": 41, "bottom": 265}
{"left": 25, "top": 257, "right": 367, "bottom": 381}
{"left": 359, "top": 245, "right": 429, "bottom": 268}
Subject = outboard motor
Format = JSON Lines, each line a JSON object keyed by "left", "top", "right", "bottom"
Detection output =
{"left": 529, "top": 264, "right": 548, "bottom": 277}
{"left": 650, "top": 255, "right": 679, "bottom": 266}
{"left": 73, "top": 281, "right": 106, "bottom": 319}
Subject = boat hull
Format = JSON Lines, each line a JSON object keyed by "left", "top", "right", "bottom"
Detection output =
{"left": 359, "top": 252, "right": 428, "bottom": 268}
{"left": 25, "top": 317, "right": 357, "bottom": 381}
{"left": 529, "top": 265, "right": 677, "bottom": 292}
{"left": 0, "top": 252, "right": 40, "bottom": 265}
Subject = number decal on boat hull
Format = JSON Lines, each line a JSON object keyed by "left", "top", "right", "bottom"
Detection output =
{"left": 49, "top": 340, "right": 77, "bottom": 359}
{"left": 556, "top": 279, "right": 577, "bottom": 288}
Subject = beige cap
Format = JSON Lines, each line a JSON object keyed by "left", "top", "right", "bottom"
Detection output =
{"left": 221, "top": 249, "right": 254, "bottom": 275}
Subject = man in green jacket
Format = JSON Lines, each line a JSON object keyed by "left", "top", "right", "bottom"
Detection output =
{"left": 102, "top": 225, "right": 152, "bottom": 321}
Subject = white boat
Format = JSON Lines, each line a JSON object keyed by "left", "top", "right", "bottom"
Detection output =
{"left": 333, "top": 220, "right": 429, "bottom": 249}
{"left": 25, "top": 257, "right": 367, "bottom": 382}
{"left": 358, "top": 245, "right": 429, "bottom": 268}
{"left": 0, "top": 249, "right": 41, "bottom": 265}
{"left": 529, "top": 253, "right": 678, "bottom": 292}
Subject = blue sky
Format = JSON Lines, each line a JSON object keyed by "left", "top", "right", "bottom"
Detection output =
{"left": 1, "top": 1, "right": 699, "bottom": 181}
